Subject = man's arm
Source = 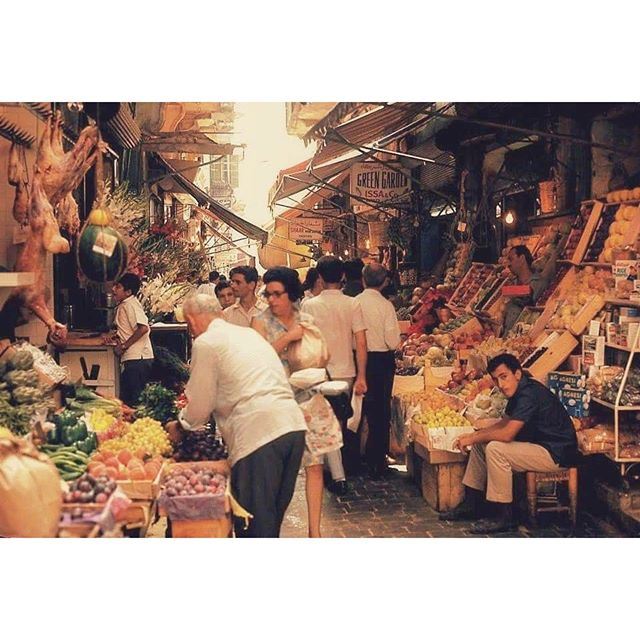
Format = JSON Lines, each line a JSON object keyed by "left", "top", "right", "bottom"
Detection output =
{"left": 385, "top": 304, "right": 401, "bottom": 351}
{"left": 454, "top": 417, "right": 525, "bottom": 451}
{"left": 353, "top": 329, "right": 368, "bottom": 395}
{"left": 114, "top": 323, "right": 149, "bottom": 356}
{"left": 178, "top": 340, "right": 218, "bottom": 431}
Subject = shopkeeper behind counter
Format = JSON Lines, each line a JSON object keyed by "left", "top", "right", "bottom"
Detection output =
{"left": 108, "top": 273, "right": 155, "bottom": 407}
{"left": 502, "top": 245, "right": 556, "bottom": 335}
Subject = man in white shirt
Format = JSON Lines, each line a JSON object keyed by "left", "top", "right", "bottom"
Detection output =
{"left": 196, "top": 270, "right": 222, "bottom": 311}
{"left": 301, "top": 256, "right": 368, "bottom": 491}
{"left": 356, "top": 263, "right": 401, "bottom": 479}
{"left": 223, "top": 266, "right": 267, "bottom": 327}
{"left": 111, "top": 273, "right": 155, "bottom": 407}
{"left": 165, "top": 294, "right": 306, "bottom": 538}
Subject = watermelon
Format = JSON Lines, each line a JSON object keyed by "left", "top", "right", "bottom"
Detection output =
{"left": 77, "top": 222, "right": 128, "bottom": 283}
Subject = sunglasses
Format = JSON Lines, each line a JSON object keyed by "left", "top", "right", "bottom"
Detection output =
{"left": 262, "top": 290, "right": 287, "bottom": 300}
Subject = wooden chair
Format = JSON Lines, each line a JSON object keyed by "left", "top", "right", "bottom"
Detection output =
{"left": 525, "top": 468, "right": 578, "bottom": 528}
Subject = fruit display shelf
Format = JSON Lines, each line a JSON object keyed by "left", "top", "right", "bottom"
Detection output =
{"left": 535, "top": 263, "right": 573, "bottom": 306}
{"left": 447, "top": 263, "right": 496, "bottom": 310}
{"left": 562, "top": 201, "right": 604, "bottom": 264}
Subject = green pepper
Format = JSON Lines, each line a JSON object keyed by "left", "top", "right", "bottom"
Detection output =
{"left": 76, "top": 432, "right": 97, "bottom": 455}
{"left": 54, "top": 410, "right": 81, "bottom": 429}
{"left": 61, "top": 423, "right": 86, "bottom": 446}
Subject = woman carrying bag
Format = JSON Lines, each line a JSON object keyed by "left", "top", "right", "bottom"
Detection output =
{"left": 252, "top": 267, "right": 340, "bottom": 538}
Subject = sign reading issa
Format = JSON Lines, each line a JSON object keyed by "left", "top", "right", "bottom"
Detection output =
{"left": 351, "top": 161, "right": 411, "bottom": 202}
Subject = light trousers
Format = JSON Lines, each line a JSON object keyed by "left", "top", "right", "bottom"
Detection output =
{"left": 463, "top": 441, "right": 560, "bottom": 504}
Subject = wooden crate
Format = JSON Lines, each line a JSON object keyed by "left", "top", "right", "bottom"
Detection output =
{"left": 413, "top": 435, "right": 467, "bottom": 465}
{"left": 117, "top": 463, "right": 164, "bottom": 501}
{"left": 58, "top": 503, "right": 107, "bottom": 538}
{"left": 158, "top": 460, "right": 232, "bottom": 538}
{"left": 448, "top": 263, "right": 496, "bottom": 310}
{"left": 171, "top": 516, "right": 232, "bottom": 538}
{"left": 526, "top": 331, "right": 579, "bottom": 382}
{"left": 449, "top": 315, "right": 484, "bottom": 339}
{"left": 569, "top": 294, "right": 606, "bottom": 336}
{"left": 421, "top": 460, "right": 466, "bottom": 512}
{"left": 569, "top": 201, "right": 604, "bottom": 264}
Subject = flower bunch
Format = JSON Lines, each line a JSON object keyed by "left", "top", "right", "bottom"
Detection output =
{"left": 139, "top": 276, "right": 194, "bottom": 321}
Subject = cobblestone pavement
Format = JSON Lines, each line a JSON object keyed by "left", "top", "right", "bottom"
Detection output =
{"left": 279, "top": 465, "right": 627, "bottom": 538}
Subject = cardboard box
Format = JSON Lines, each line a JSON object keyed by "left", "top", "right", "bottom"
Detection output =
{"left": 553, "top": 387, "right": 591, "bottom": 418}
{"left": 413, "top": 437, "right": 467, "bottom": 465}
{"left": 582, "top": 335, "right": 605, "bottom": 367}
{"left": 547, "top": 371, "right": 588, "bottom": 391}
{"left": 526, "top": 331, "right": 579, "bottom": 382}
{"left": 502, "top": 284, "right": 532, "bottom": 297}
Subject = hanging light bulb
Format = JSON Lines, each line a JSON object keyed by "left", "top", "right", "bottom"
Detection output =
{"left": 343, "top": 249, "right": 349, "bottom": 256}
{"left": 67, "top": 102, "right": 84, "bottom": 112}
{"left": 504, "top": 210, "right": 516, "bottom": 226}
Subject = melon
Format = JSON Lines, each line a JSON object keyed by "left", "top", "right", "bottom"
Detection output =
{"left": 77, "top": 221, "right": 128, "bottom": 283}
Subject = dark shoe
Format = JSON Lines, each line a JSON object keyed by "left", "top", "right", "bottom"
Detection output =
{"left": 468, "top": 518, "right": 518, "bottom": 534}
{"left": 327, "top": 480, "right": 349, "bottom": 496}
{"left": 439, "top": 488, "right": 485, "bottom": 521}
{"left": 439, "top": 501, "right": 482, "bottom": 522}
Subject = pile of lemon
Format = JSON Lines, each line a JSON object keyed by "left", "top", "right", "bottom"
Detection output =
{"left": 99, "top": 417, "right": 172, "bottom": 457}
{"left": 414, "top": 407, "right": 471, "bottom": 429}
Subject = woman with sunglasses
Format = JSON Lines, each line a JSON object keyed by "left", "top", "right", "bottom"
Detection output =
{"left": 252, "top": 266, "right": 337, "bottom": 537}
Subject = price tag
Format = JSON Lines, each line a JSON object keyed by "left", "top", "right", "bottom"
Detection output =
{"left": 588, "top": 320, "right": 601, "bottom": 337}
{"left": 92, "top": 232, "right": 117, "bottom": 258}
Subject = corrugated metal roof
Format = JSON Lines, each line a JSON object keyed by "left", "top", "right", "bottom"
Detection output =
{"left": 311, "top": 102, "right": 433, "bottom": 167}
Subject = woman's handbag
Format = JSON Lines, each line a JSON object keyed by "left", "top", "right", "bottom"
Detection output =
{"left": 287, "top": 321, "right": 330, "bottom": 372}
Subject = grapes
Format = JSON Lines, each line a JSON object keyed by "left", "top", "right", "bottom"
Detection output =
{"left": 173, "top": 424, "right": 228, "bottom": 462}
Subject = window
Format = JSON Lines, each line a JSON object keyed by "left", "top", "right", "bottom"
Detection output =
{"left": 211, "top": 155, "right": 240, "bottom": 189}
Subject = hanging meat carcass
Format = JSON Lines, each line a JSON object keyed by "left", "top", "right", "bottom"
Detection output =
{"left": 36, "top": 111, "right": 101, "bottom": 208}
{"left": 8, "top": 141, "right": 21, "bottom": 186}
{"left": 2, "top": 114, "right": 104, "bottom": 346}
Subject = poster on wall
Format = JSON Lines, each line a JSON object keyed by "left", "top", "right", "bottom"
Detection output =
{"left": 350, "top": 161, "right": 411, "bottom": 203}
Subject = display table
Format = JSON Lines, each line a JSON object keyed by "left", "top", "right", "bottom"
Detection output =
{"left": 57, "top": 333, "right": 120, "bottom": 398}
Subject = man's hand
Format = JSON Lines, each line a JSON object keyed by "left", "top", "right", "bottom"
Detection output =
{"left": 165, "top": 420, "right": 183, "bottom": 445}
{"left": 114, "top": 343, "right": 126, "bottom": 357}
{"left": 453, "top": 433, "right": 474, "bottom": 453}
{"left": 354, "top": 377, "right": 367, "bottom": 396}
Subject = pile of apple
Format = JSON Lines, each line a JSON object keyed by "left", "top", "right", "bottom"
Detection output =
{"left": 438, "top": 368, "right": 495, "bottom": 401}
{"left": 547, "top": 266, "right": 611, "bottom": 331}
{"left": 161, "top": 466, "right": 226, "bottom": 497}
{"left": 606, "top": 188, "right": 640, "bottom": 203}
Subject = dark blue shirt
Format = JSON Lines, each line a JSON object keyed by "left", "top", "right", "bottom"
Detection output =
{"left": 506, "top": 374, "right": 579, "bottom": 467}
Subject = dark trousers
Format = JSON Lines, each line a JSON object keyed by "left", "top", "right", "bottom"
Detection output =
{"left": 120, "top": 358, "right": 154, "bottom": 407}
{"left": 363, "top": 351, "right": 396, "bottom": 473}
{"left": 231, "top": 430, "right": 305, "bottom": 538}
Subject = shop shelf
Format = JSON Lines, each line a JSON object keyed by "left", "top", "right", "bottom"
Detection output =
{"left": 605, "top": 298, "right": 640, "bottom": 308}
{"left": 590, "top": 397, "right": 640, "bottom": 411}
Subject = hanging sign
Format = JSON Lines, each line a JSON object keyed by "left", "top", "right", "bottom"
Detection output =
{"left": 350, "top": 161, "right": 411, "bottom": 202}
{"left": 289, "top": 217, "right": 324, "bottom": 242}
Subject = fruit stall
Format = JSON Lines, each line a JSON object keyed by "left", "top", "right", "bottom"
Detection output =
{"left": 0, "top": 337, "right": 235, "bottom": 538}
{"left": 390, "top": 194, "right": 640, "bottom": 521}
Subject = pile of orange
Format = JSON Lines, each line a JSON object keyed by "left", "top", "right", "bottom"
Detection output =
{"left": 88, "top": 449, "right": 163, "bottom": 481}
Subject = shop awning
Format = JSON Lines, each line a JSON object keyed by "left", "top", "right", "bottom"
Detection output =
{"left": 269, "top": 155, "right": 358, "bottom": 205}
{"left": 311, "top": 102, "right": 433, "bottom": 167}
{"left": 157, "top": 155, "right": 268, "bottom": 243}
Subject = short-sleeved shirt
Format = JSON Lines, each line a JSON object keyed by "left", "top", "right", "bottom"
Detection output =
{"left": 223, "top": 298, "right": 267, "bottom": 328}
{"left": 301, "top": 289, "right": 365, "bottom": 379}
{"left": 256, "top": 308, "right": 314, "bottom": 377}
{"left": 355, "top": 288, "right": 401, "bottom": 352}
{"left": 506, "top": 375, "right": 578, "bottom": 467}
{"left": 114, "top": 295, "right": 154, "bottom": 362}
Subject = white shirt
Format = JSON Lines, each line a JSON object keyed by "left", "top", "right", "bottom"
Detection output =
{"left": 114, "top": 295, "right": 154, "bottom": 362}
{"left": 196, "top": 283, "right": 222, "bottom": 311}
{"left": 223, "top": 297, "right": 267, "bottom": 328}
{"left": 178, "top": 318, "right": 307, "bottom": 465}
{"left": 355, "top": 288, "right": 401, "bottom": 352}
{"left": 301, "top": 289, "right": 366, "bottom": 379}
